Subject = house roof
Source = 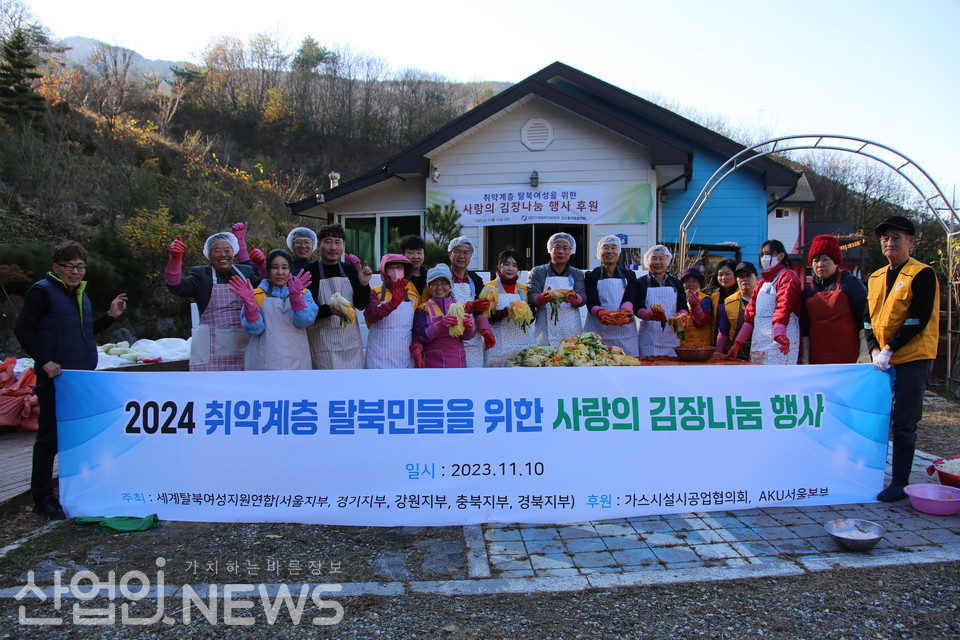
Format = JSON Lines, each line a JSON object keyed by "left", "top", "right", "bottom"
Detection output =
{"left": 288, "top": 61, "right": 800, "bottom": 216}
{"left": 781, "top": 173, "right": 816, "bottom": 205}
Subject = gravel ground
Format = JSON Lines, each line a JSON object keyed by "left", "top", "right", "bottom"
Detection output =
{"left": 0, "top": 392, "right": 957, "bottom": 637}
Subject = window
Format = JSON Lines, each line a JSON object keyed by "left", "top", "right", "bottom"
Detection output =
{"left": 775, "top": 209, "right": 790, "bottom": 218}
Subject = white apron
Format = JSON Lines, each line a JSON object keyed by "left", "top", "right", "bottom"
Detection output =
{"left": 308, "top": 263, "right": 364, "bottom": 370}
{"left": 484, "top": 280, "right": 533, "bottom": 366}
{"left": 451, "top": 276, "right": 485, "bottom": 369}
{"left": 365, "top": 287, "right": 415, "bottom": 369}
{"left": 190, "top": 266, "right": 249, "bottom": 371}
{"left": 533, "top": 273, "right": 583, "bottom": 347}
{"left": 245, "top": 295, "right": 311, "bottom": 370}
{"left": 751, "top": 270, "right": 800, "bottom": 365}
{"left": 637, "top": 282, "right": 679, "bottom": 357}
{"left": 583, "top": 275, "right": 639, "bottom": 357}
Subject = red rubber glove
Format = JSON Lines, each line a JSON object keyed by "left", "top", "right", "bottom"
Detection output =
{"left": 726, "top": 341, "right": 743, "bottom": 360}
{"left": 249, "top": 245, "right": 266, "bottom": 275}
{"left": 462, "top": 314, "right": 474, "bottom": 334}
{"left": 565, "top": 291, "right": 582, "bottom": 305}
{"left": 166, "top": 236, "right": 185, "bottom": 285}
{"left": 229, "top": 275, "right": 260, "bottom": 323}
{"left": 533, "top": 292, "right": 551, "bottom": 306}
{"left": 482, "top": 330, "right": 496, "bottom": 350}
{"left": 410, "top": 343, "right": 425, "bottom": 368}
{"left": 440, "top": 315, "right": 458, "bottom": 328}
{"left": 466, "top": 298, "right": 491, "bottom": 314}
{"left": 773, "top": 323, "right": 790, "bottom": 355}
{"left": 345, "top": 254, "right": 361, "bottom": 269}
{"left": 388, "top": 278, "right": 408, "bottom": 303}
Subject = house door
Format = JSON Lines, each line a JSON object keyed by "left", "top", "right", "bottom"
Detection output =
{"left": 485, "top": 224, "right": 587, "bottom": 271}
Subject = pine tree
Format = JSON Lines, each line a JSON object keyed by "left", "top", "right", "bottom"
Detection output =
{"left": 0, "top": 26, "right": 45, "bottom": 128}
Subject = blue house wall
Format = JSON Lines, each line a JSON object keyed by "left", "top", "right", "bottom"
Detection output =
{"left": 660, "top": 145, "right": 768, "bottom": 263}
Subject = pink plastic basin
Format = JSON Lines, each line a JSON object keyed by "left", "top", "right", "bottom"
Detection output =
{"left": 904, "top": 483, "right": 960, "bottom": 516}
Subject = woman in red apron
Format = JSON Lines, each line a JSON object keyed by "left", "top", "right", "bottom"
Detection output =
{"left": 166, "top": 230, "right": 259, "bottom": 371}
{"left": 800, "top": 234, "right": 868, "bottom": 364}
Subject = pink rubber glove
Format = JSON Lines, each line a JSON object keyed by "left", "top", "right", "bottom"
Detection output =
{"left": 425, "top": 318, "right": 451, "bottom": 340}
{"left": 591, "top": 306, "right": 604, "bottom": 318}
{"left": 232, "top": 223, "right": 250, "bottom": 262}
{"left": 565, "top": 292, "right": 582, "bottom": 306}
{"left": 635, "top": 308, "right": 653, "bottom": 321}
{"left": 772, "top": 323, "right": 790, "bottom": 355}
{"left": 726, "top": 322, "right": 754, "bottom": 360}
{"left": 689, "top": 297, "right": 706, "bottom": 324}
{"left": 249, "top": 245, "right": 266, "bottom": 275}
{"left": 462, "top": 314, "right": 474, "bottom": 334}
{"left": 533, "top": 292, "right": 551, "bottom": 306}
{"left": 166, "top": 236, "right": 185, "bottom": 285}
{"left": 229, "top": 275, "right": 260, "bottom": 323}
{"left": 619, "top": 301, "right": 634, "bottom": 313}
{"left": 716, "top": 333, "right": 729, "bottom": 354}
{"left": 345, "top": 254, "right": 361, "bottom": 269}
{"left": 410, "top": 343, "right": 425, "bottom": 368}
{"left": 288, "top": 270, "right": 312, "bottom": 312}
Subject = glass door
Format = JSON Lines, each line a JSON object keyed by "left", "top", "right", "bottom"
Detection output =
{"left": 342, "top": 217, "right": 376, "bottom": 265}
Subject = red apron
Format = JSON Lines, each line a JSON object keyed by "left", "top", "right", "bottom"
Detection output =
{"left": 806, "top": 281, "right": 858, "bottom": 364}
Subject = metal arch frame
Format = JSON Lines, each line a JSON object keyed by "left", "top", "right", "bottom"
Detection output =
{"left": 677, "top": 134, "right": 960, "bottom": 391}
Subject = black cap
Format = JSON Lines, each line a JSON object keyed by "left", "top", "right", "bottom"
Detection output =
{"left": 734, "top": 261, "right": 758, "bottom": 277}
{"left": 875, "top": 215, "right": 916, "bottom": 237}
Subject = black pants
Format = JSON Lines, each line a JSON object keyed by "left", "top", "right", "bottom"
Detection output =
{"left": 888, "top": 359, "right": 934, "bottom": 483}
{"left": 32, "top": 376, "right": 57, "bottom": 501}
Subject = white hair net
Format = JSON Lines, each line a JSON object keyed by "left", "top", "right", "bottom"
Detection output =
{"left": 447, "top": 236, "right": 475, "bottom": 253}
{"left": 547, "top": 232, "right": 576, "bottom": 254}
{"left": 427, "top": 263, "right": 453, "bottom": 285}
{"left": 203, "top": 232, "right": 240, "bottom": 259}
{"left": 643, "top": 244, "right": 672, "bottom": 266}
{"left": 286, "top": 227, "right": 317, "bottom": 251}
{"left": 596, "top": 235, "right": 622, "bottom": 259}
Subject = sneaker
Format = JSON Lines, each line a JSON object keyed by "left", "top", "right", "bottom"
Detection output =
{"left": 33, "top": 496, "right": 66, "bottom": 520}
{"left": 877, "top": 484, "right": 907, "bottom": 502}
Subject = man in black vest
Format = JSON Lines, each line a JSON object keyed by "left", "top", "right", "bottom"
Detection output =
{"left": 14, "top": 242, "right": 127, "bottom": 519}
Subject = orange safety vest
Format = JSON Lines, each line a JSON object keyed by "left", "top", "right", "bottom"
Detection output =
{"left": 866, "top": 257, "right": 939, "bottom": 364}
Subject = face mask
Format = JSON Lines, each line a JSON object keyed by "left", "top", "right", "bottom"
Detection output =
{"left": 760, "top": 255, "right": 779, "bottom": 271}
{"left": 386, "top": 268, "right": 404, "bottom": 282}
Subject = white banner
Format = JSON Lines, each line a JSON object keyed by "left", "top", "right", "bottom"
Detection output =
{"left": 57, "top": 365, "right": 891, "bottom": 525}
{"left": 425, "top": 184, "right": 653, "bottom": 226}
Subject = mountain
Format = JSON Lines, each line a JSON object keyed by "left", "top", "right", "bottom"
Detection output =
{"left": 57, "top": 36, "right": 185, "bottom": 79}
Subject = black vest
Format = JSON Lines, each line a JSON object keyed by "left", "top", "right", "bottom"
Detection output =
{"left": 33, "top": 277, "right": 99, "bottom": 372}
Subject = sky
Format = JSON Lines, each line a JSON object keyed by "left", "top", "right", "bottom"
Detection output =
{"left": 25, "top": 0, "right": 960, "bottom": 208}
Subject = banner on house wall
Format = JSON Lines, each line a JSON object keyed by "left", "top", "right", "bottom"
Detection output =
{"left": 57, "top": 365, "right": 890, "bottom": 525}
{"left": 426, "top": 184, "right": 654, "bottom": 226}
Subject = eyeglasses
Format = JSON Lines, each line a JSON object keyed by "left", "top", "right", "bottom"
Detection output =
{"left": 57, "top": 263, "right": 86, "bottom": 272}
{"left": 451, "top": 249, "right": 472, "bottom": 257}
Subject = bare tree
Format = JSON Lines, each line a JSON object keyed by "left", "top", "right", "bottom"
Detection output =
{"left": 85, "top": 43, "right": 141, "bottom": 129}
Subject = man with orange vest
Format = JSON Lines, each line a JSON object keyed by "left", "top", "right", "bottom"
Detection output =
{"left": 865, "top": 215, "right": 939, "bottom": 502}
